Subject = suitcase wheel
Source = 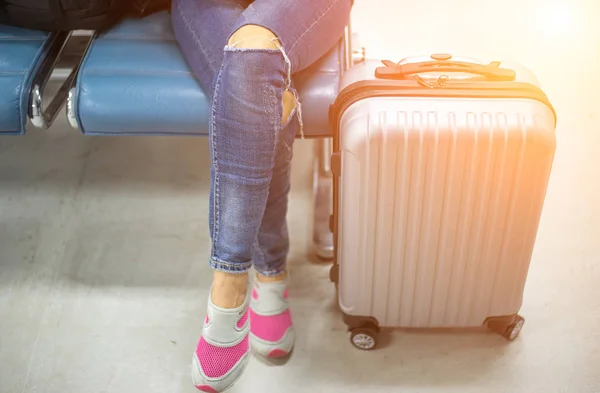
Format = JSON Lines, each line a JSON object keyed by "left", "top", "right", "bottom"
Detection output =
{"left": 349, "top": 328, "right": 378, "bottom": 350}
{"left": 487, "top": 314, "right": 525, "bottom": 341}
{"left": 504, "top": 315, "right": 525, "bottom": 341}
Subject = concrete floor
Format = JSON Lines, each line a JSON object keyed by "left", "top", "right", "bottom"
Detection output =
{"left": 1, "top": 0, "right": 600, "bottom": 392}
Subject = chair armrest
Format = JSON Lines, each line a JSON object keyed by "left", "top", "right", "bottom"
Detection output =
{"left": 29, "top": 32, "right": 92, "bottom": 129}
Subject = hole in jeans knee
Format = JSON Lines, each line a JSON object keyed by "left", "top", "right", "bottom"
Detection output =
{"left": 225, "top": 24, "right": 303, "bottom": 137}
{"left": 227, "top": 24, "right": 281, "bottom": 49}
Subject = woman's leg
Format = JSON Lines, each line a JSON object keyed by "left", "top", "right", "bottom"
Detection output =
{"left": 174, "top": 0, "right": 351, "bottom": 391}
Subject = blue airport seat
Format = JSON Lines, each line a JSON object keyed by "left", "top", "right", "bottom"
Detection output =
{"left": 0, "top": 25, "right": 52, "bottom": 134}
{"left": 68, "top": 11, "right": 344, "bottom": 137}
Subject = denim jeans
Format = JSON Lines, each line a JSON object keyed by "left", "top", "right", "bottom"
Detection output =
{"left": 172, "top": 0, "right": 352, "bottom": 276}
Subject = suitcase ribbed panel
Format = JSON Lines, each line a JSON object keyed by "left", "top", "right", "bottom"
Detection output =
{"left": 337, "top": 98, "right": 555, "bottom": 328}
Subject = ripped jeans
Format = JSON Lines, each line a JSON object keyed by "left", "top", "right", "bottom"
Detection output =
{"left": 172, "top": 0, "right": 352, "bottom": 276}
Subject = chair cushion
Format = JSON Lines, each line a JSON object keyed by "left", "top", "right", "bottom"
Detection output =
{"left": 0, "top": 25, "right": 50, "bottom": 135}
{"left": 74, "top": 11, "right": 343, "bottom": 137}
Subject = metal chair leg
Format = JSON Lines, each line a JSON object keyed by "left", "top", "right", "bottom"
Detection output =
{"left": 311, "top": 24, "right": 363, "bottom": 261}
{"left": 312, "top": 138, "right": 334, "bottom": 261}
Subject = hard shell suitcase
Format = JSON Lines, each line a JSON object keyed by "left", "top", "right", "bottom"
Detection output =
{"left": 328, "top": 54, "right": 557, "bottom": 350}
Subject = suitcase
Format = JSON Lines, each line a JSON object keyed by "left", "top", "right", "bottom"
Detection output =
{"left": 328, "top": 54, "right": 557, "bottom": 350}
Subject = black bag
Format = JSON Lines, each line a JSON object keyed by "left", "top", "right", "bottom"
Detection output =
{"left": 0, "top": 0, "right": 129, "bottom": 32}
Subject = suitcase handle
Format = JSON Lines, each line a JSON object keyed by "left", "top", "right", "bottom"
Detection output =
{"left": 375, "top": 59, "right": 516, "bottom": 82}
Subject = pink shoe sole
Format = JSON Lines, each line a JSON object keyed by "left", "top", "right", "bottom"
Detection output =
{"left": 196, "top": 385, "right": 219, "bottom": 393}
{"left": 267, "top": 349, "right": 289, "bottom": 358}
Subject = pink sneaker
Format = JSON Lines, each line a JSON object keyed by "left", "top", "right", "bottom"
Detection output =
{"left": 249, "top": 274, "right": 295, "bottom": 358}
{"left": 191, "top": 292, "right": 251, "bottom": 393}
